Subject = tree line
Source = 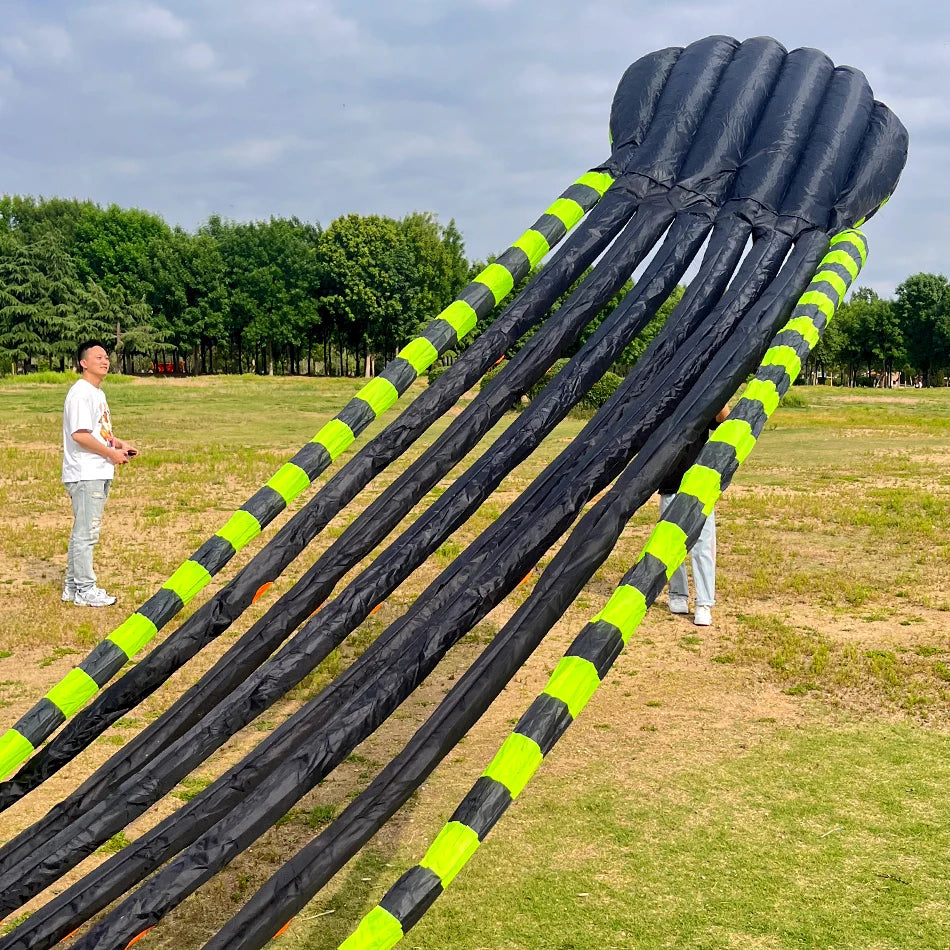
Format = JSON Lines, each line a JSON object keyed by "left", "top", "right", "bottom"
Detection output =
{"left": 0, "top": 196, "right": 470, "bottom": 377}
{"left": 1, "top": 194, "right": 948, "bottom": 386}
{"left": 805, "top": 275, "right": 950, "bottom": 387}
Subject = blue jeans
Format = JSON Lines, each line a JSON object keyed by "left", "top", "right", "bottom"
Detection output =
{"left": 65, "top": 479, "right": 111, "bottom": 593}
{"left": 659, "top": 494, "right": 716, "bottom": 607}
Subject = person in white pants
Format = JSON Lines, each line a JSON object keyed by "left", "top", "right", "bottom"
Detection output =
{"left": 62, "top": 341, "right": 137, "bottom": 607}
{"left": 657, "top": 405, "right": 729, "bottom": 626}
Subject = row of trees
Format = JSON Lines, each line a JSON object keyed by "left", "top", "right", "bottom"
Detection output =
{"left": 1, "top": 194, "right": 949, "bottom": 385}
{"left": 804, "top": 275, "right": 950, "bottom": 387}
{"left": 0, "top": 196, "right": 470, "bottom": 376}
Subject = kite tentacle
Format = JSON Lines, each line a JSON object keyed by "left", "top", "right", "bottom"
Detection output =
{"left": 331, "top": 230, "right": 866, "bottom": 950}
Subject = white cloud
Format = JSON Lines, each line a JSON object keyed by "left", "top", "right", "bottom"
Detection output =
{"left": 237, "top": 0, "right": 360, "bottom": 41}
{"left": 104, "top": 1, "right": 189, "bottom": 40}
{"left": 104, "top": 157, "right": 144, "bottom": 176}
{"left": 33, "top": 25, "right": 73, "bottom": 62}
{"left": 180, "top": 41, "right": 216, "bottom": 71}
{"left": 0, "top": 24, "right": 72, "bottom": 65}
{"left": 218, "top": 137, "right": 297, "bottom": 169}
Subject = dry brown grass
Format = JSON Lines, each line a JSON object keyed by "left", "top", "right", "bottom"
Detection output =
{"left": 0, "top": 379, "right": 947, "bottom": 948}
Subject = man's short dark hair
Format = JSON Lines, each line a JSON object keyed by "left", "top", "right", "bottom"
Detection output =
{"left": 77, "top": 340, "right": 109, "bottom": 365}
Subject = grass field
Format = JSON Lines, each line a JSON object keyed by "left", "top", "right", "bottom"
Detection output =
{"left": 0, "top": 376, "right": 947, "bottom": 949}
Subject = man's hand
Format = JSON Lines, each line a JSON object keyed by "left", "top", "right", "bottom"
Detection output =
{"left": 111, "top": 437, "right": 138, "bottom": 457}
{"left": 72, "top": 430, "right": 130, "bottom": 465}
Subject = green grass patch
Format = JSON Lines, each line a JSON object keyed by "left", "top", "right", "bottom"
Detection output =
{"left": 172, "top": 775, "right": 213, "bottom": 802}
{"left": 37, "top": 646, "right": 81, "bottom": 668}
{"left": 387, "top": 723, "right": 950, "bottom": 950}
{"left": 96, "top": 831, "right": 133, "bottom": 855}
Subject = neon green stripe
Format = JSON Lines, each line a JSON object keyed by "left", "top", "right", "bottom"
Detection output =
{"left": 108, "top": 613, "right": 159, "bottom": 658}
{"left": 356, "top": 376, "right": 399, "bottom": 418}
{"left": 438, "top": 299, "right": 478, "bottom": 340}
{"left": 419, "top": 821, "right": 481, "bottom": 887}
{"left": 741, "top": 378, "right": 780, "bottom": 417}
{"left": 543, "top": 655, "right": 600, "bottom": 719}
{"left": 575, "top": 171, "right": 614, "bottom": 195}
{"left": 762, "top": 345, "right": 803, "bottom": 382}
{"left": 314, "top": 419, "right": 355, "bottom": 461}
{"left": 162, "top": 560, "right": 212, "bottom": 606}
{"left": 483, "top": 732, "right": 543, "bottom": 799}
{"left": 822, "top": 249, "right": 860, "bottom": 281}
{"left": 216, "top": 509, "right": 262, "bottom": 551}
{"left": 46, "top": 668, "right": 98, "bottom": 717}
{"left": 267, "top": 463, "right": 310, "bottom": 505}
{"left": 339, "top": 906, "right": 403, "bottom": 950}
{"left": 783, "top": 316, "right": 821, "bottom": 349}
{"left": 830, "top": 230, "right": 867, "bottom": 265}
{"left": 397, "top": 337, "right": 438, "bottom": 375}
{"left": 709, "top": 419, "right": 756, "bottom": 463}
{"left": 0, "top": 730, "right": 36, "bottom": 779}
{"left": 545, "top": 197, "right": 585, "bottom": 230}
{"left": 678, "top": 464, "right": 721, "bottom": 515}
{"left": 592, "top": 584, "right": 647, "bottom": 642}
{"left": 811, "top": 268, "right": 847, "bottom": 300}
{"left": 474, "top": 263, "right": 515, "bottom": 305}
{"left": 642, "top": 520, "right": 688, "bottom": 579}
{"left": 512, "top": 230, "right": 551, "bottom": 267}
{"left": 795, "top": 291, "right": 835, "bottom": 323}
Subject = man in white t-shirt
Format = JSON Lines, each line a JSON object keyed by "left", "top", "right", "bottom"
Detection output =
{"left": 62, "top": 341, "right": 137, "bottom": 607}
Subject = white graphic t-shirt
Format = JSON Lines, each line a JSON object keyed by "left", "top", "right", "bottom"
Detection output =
{"left": 62, "top": 378, "right": 115, "bottom": 482}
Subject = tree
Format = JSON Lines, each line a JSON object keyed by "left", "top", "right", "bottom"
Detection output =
{"left": 211, "top": 216, "right": 322, "bottom": 375}
{"left": 894, "top": 273, "right": 950, "bottom": 386}
{"left": 71, "top": 203, "right": 172, "bottom": 302}
{"left": 0, "top": 234, "right": 109, "bottom": 372}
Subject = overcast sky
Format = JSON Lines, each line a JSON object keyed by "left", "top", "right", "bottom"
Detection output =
{"left": 2, "top": 1, "right": 947, "bottom": 297}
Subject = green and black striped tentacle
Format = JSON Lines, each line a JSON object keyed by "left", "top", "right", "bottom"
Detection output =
{"left": 0, "top": 171, "right": 615, "bottom": 782}
{"left": 335, "top": 229, "right": 866, "bottom": 950}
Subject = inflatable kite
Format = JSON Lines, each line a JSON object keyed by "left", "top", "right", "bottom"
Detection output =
{"left": 0, "top": 34, "right": 906, "bottom": 950}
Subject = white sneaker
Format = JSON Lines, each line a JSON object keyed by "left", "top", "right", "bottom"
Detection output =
{"left": 62, "top": 585, "right": 76, "bottom": 603}
{"left": 669, "top": 595, "right": 690, "bottom": 615}
{"left": 74, "top": 586, "right": 117, "bottom": 607}
{"left": 694, "top": 605, "right": 712, "bottom": 626}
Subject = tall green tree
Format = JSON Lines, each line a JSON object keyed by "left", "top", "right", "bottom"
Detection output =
{"left": 0, "top": 234, "right": 110, "bottom": 372}
{"left": 71, "top": 203, "right": 172, "bottom": 303}
{"left": 894, "top": 273, "right": 950, "bottom": 386}
{"left": 211, "top": 216, "right": 322, "bottom": 375}
{"left": 319, "top": 214, "right": 405, "bottom": 376}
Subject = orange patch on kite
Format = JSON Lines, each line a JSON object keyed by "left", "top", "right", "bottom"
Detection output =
{"left": 63, "top": 928, "right": 81, "bottom": 942}
{"left": 252, "top": 582, "right": 274, "bottom": 604}
{"left": 370, "top": 603, "right": 382, "bottom": 615}
{"left": 273, "top": 919, "right": 294, "bottom": 938}
{"left": 125, "top": 929, "right": 152, "bottom": 948}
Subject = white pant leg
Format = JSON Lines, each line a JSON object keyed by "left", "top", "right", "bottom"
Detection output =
{"left": 659, "top": 494, "right": 689, "bottom": 598}
{"left": 690, "top": 507, "right": 716, "bottom": 607}
{"left": 65, "top": 479, "right": 111, "bottom": 593}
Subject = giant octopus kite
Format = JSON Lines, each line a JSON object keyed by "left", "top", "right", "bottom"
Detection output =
{"left": 0, "top": 35, "right": 907, "bottom": 950}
